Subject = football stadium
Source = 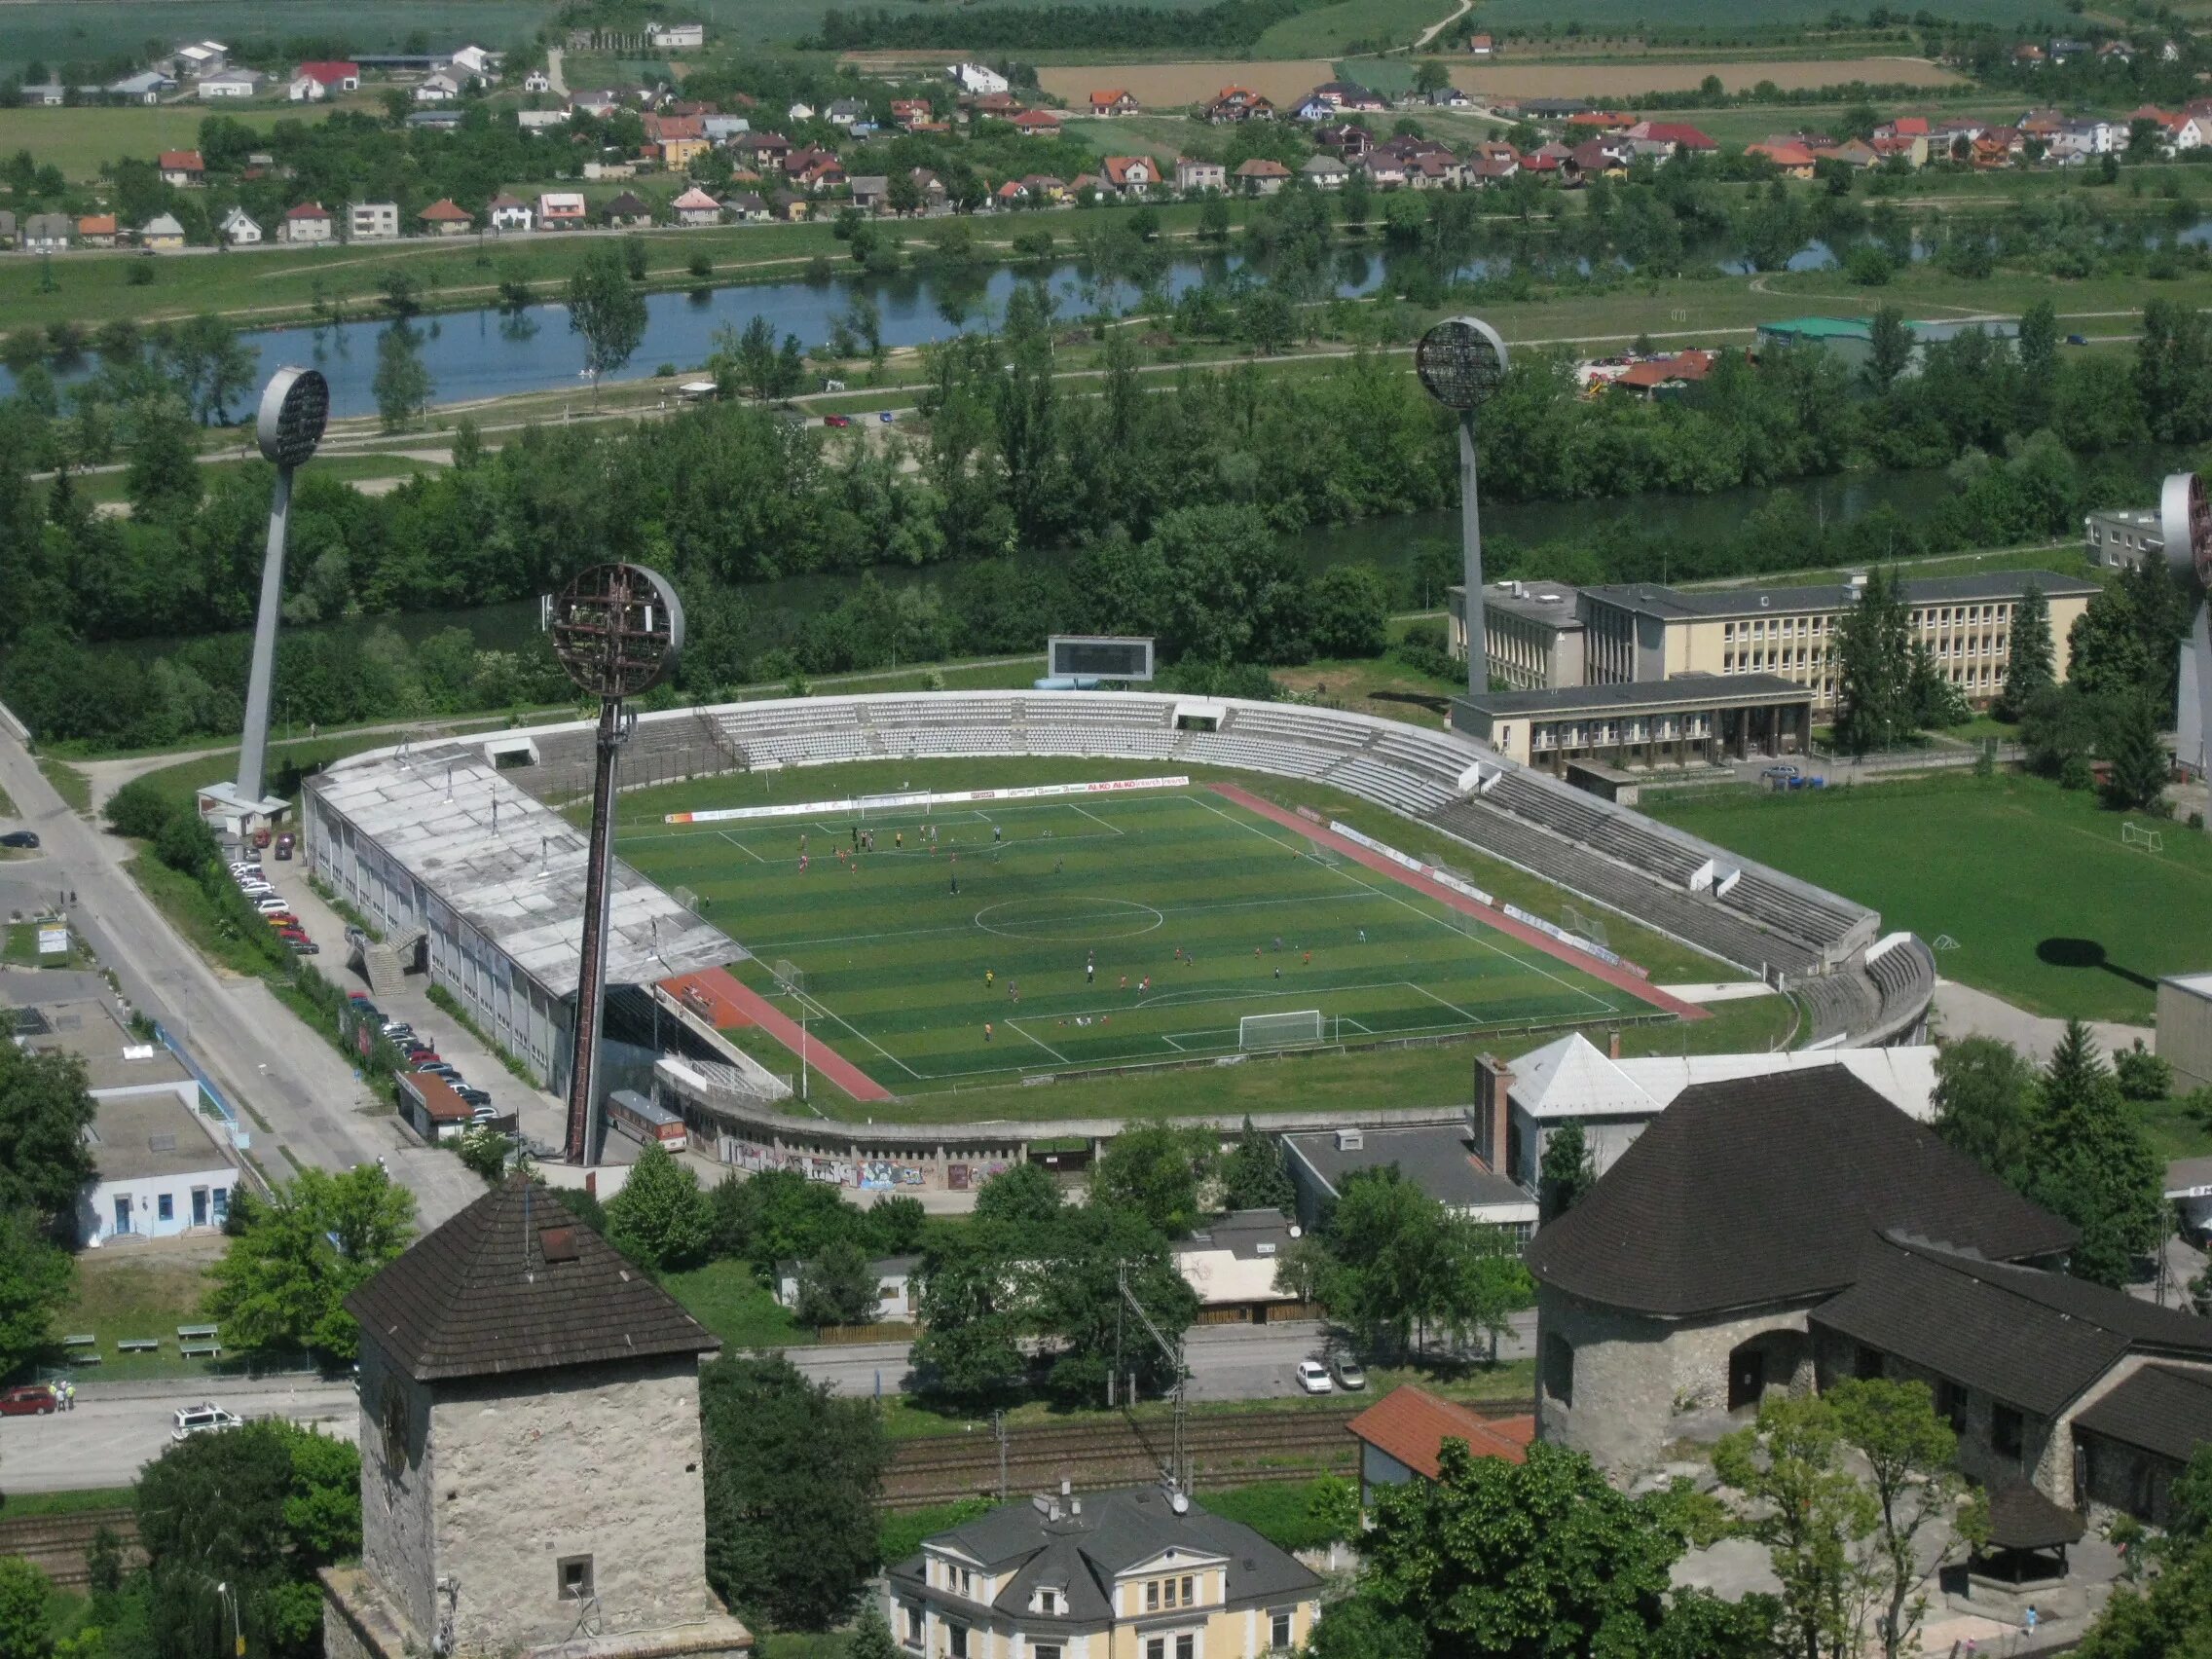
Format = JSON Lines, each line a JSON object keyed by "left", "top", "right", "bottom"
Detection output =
{"left": 299, "top": 687, "right": 1935, "bottom": 1136}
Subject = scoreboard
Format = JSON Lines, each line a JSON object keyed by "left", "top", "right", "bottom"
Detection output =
{"left": 1048, "top": 635, "right": 1155, "bottom": 682}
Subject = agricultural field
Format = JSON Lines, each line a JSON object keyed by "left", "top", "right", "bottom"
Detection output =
{"left": 1646, "top": 772, "right": 2212, "bottom": 1025}
{"left": 1469, "top": 0, "right": 2037, "bottom": 33}
{"left": 617, "top": 770, "right": 1679, "bottom": 1094}
{"left": 0, "top": 0, "right": 554, "bottom": 80}
{"left": 0, "top": 106, "right": 320, "bottom": 184}
{"left": 1252, "top": 0, "right": 1455, "bottom": 57}
{"left": 1037, "top": 60, "right": 1339, "bottom": 109}
{"left": 1451, "top": 55, "right": 1968, "bottom": 100}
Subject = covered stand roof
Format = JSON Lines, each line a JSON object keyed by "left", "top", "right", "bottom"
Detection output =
{"left": 1983, "top": 1481, "right": 2086, "bottom": 1553}
{"left": 347, "top": 1175, "right": 718, "bottom": 1382}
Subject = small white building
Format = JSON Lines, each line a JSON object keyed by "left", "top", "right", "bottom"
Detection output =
{"left": 1172, "top": 1208, "right": 1309, "bottom": 1321}
{"left": 280, "top": 201, "right": 334, "bottom": 242}
{"left": 486, "top": 192, "right": 535, "bottom": 231}
{"left": 349, "top": 201, "right": 399, "bottom": 240}
{"left": 448, "top": 45, "right": 498, "bottom": 79}
{"left": 414, "top": 72, "right": 462, "bottom": 103}
{"left": 76, "top": 1091, "right": 238, "bottom": 1244}
{"left": 198, "top": 68, "right": 266, "bottom": 99}
{"left": 774, "top": 1253, "right": 921, "bottom": 1322}
{"left": 172, "top": 40, "right": 229, "bottom": 77}
{"left": 219, "top": 204, "right": 264, "bottom": 244}
{"left": 647, "top": 20, "right": 706, "bottom": 49}
{"left": 949, "top": 61, "right": 1009, "bottom": 96}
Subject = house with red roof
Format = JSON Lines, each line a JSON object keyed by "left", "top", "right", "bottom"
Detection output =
{"left": 1611, "top": 350, "right": 1716, "bottom": 399}
{"left": 76, "top": 214, "right": 119, "bottom": 248}
{"left": 1469, "top": 32, "right": 1495, "bottom": 55}
{"left": 671, "top": 185, "right": 724, "bottom": 225}
{"left": 995, "top": 179, "right": 1029, "bottom": 205}
{"left": 1089, "top": 89, "right": 1139, "bottom": 117}
{"left": 1100, "top": 154, "right": 1163, "bottom": 195}
{"left": 1011, "top": 109, "right": 1061, "bottom": 137}
{"left": 1206, "top": 86, "right": 1273, "bottom": 123}
{"left": 1747, "top": 139, "right": 1817, "bottom": 177}
{"left": 1346, "top": 1386, "right": 1535, "bottom": 1509}
{"left": 290, "top": 60, "right": 359, "bottom": 100}
{"left": 418, "top": 198, "right": 474, "bottom": 235}
{"left": 157, "top": 150, "right": 205, "bottom": 188}
{"left": 1233, "top": 157, "right": 1291, "bottom": 195}
{"left": 278, "top": 201, "right": 333, "bottom": 243}
{"left": 1622, "top": 120, "right": 1716, "bottom": 155}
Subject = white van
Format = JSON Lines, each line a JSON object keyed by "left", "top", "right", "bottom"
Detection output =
{"left": 171, "top": 1402, "right": 243, "bottom": 1440}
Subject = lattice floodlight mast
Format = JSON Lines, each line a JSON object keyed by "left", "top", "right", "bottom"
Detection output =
{"left": 1416, "top": 317, "right": 1509, "bottom": 700}
{"left": 208, "top": 367, "right": 328, "bottom": 826}
{"left": 2162, "top": 469, "right": 2212, "bottom": 826}
{"left": 552, "top": 563, "right": 684, "bottom": 1164}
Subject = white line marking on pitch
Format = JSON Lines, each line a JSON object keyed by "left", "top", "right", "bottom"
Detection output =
{"left": 1006, "top": 1019, "right": 1069, "bottom": 1062}
{"left": 1069, "top": 802, "right": 1123, "bottom": 836}
{"left": 718, "top": 830, "right": 766, "bottom": 863}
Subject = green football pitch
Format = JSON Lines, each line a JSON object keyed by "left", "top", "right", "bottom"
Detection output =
{"left": 617, "top": 783, "right": 1646, "bottom": 1090}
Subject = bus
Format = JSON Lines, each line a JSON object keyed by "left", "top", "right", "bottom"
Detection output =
{"left": 606, "top": 1088, "right": 687, "bottom": 1154}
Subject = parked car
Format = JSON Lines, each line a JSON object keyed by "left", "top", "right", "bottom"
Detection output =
{"left": 2067, "top": 333, "right": 2089, "bottom": 346}
{"left": 2, "top": 830, "right": 43, "bottom": 850}
{"left": 407, "top": 1050, "right": 442, "bottom": 1066}
{"left": 289, "top": 940, "right": 320, "bottom": 955}
{"left": 171, "top": 1403, "right": 242, "bottom": 1439}
{"left": 823, "top": 413, "right": 852, "bottom": 427}
{"left": 1294, "top": 1359, "right": 1333, "bottom": 1395}
{"left": 415, "top": 1062, "right": 461, "bottom": 1081}
{"left": 275, "top": 832, "right": 296, "bottom": 861}
{"left": 456, "top": 1086, "right": 492, "bottom": 1107}
{"left": 0, "top": 1383, "right": 57, "bottom": 1416}
{"left": 255, "top": 897, "right": 292, "bottom": 914}
{"left": 1331, "top": 1356, "right": 1367, "bottom": 1391}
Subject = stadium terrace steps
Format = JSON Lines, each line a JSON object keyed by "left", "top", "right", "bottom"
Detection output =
{"left": 1797, "top": 966, "right": 1883, "bottom": 1046}
{"left": 1864, "top": 935, "right": 1937, "bottom": 1042}
{"left": 1484, "top": 770, "right": 1711, "bottom": 888}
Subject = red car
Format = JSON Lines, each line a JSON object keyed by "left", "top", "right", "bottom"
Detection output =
{"left": 823, "top": 413, "right": 852, "bottom": 427}
{"left": 0, "top": 1384, "right": 56, "bottom": 1417}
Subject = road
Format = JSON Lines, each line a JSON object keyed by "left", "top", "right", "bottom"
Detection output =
{"left": 0, "top": 724, "right": 481, "bottom": 1229}
{"left": 788, "top": 1311, "right": 1537, "bottom": 1401}
{"left": 0, "top": 1380, "right": 359, "bottom": 1492}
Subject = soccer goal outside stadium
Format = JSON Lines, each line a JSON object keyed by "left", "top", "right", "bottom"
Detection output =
{"left": 1241, "top": 1009, "right": 1325, "bottom": 1051}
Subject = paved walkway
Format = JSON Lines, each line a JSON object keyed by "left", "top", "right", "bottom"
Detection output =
{"left": 1930, "top": 977, "right": 2153, "bottom": 1066}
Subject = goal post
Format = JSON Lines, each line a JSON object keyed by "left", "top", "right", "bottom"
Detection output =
{"left": 672, "top": 884, "right": 702, "bottom": 914}
{"left": 770, "top": 959, "right": 806, "bottom": 998}
{"left": 1240, "top": 1010, "right": 1323, "bottom": 1051}
{"left": 2122, "top": 822, "right": 2165, "bottom": 853}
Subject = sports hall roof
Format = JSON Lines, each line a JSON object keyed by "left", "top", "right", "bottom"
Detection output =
{"left": 309, "top": 741, "right": 742, "bottom": 1002}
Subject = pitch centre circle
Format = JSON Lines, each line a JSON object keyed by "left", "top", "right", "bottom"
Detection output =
{"left": 974, "top": 897, "right": 1164, "bottom": 941}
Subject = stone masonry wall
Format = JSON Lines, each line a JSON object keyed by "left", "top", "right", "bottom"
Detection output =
{"left": 356, "top": 1334, "right": 438, "bottom": 1649}
{"left": 432, "top": 1355, "right": 718, "bottom": 1654}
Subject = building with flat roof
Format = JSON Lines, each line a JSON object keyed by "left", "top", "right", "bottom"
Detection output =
{"left": 2085, "top": 505, "right": 2164, "bottom": 571}
{"left": 74, "top": 1090, "right": 239, "bottom": 1245}
{"left": 1449, "top": 580, "right": 1585, "bottom": 690}
{"left": 1171, "top": 1208, "right": 1309, "bottom": 1323}
{"left": 2159, "top": 971, "right": 2212, "bottom": 1092}
{"left": 1282, "top": 1122, "right": 1538, "bottom": 1239}
{"left": 1450, "top": 673, "right": 1814, "bottom": 770}
{"left": 1756, "top": 314, "right": 2019, "bottom": 376}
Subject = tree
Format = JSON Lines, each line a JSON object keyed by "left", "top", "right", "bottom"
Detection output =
{"left": 0, "top": 1037, "right": 97, "bottom": 1218}
{"left": 372, "top": 323, "right": 433, "bottom": 433}
{"left": 1829, "top": 1378, "right": 1985, "bottom": 1659}
{"left": 973, "top": 1161, "right": 1062, "bottom": 1226}
{"left": 568, "top": 242, "right": 648, "bottom": 405}
{"left": 1932, "top": 1036, "right": 2038, "bottom": 1188}
{"left": 2105, "top": 694, "right": 2173, "bottom": 811}
{"left": 1219, "top": 1117, "right": 1294, "bottom": 1214}
{"left": 125, "top": 394, "right": 203, "bottom": 521}
{"left": 453, "top": 1124, "right": 510, "bottom": 1185}
{"left": 1033, "top": 1201, "right": 1197, "bottom": 1403}
{"left": 1198, "top": 197, "right": 1231, "bottom": 240}
{"left": 1091, "top": 1124, "right": 1208, "bottom": 1237}
{"left": 1862, "top": 304, "right": 1913, "bottom": 390}
{"left": 1308, "top": 564, "right": 1390, "bottom": 658}
{"left": 1323, "top": 1166, "right": 1528, "bottom": 1357}
{"left": 1907, "top": 641, "right": 1969, "bottom": 730}
{"left": 606, "top": 1140, "right": 715, "bottom": 1272}
{"left": 1714, "top": 1392, "right": 1880, "bottom": 1659}
{"left": 0, "top": 1554, "right": 52, "bottom": 1659}
{"left": 1998, "top": 582, "right": 2055, "bottom": 720}
{"left": 795, "top": 1236, "right": 881, "bottom": 1327}
{"left": 2116, "top": 1040, "right": 2173, "bottom": 1103}
{"left": 1413, "top": 58, "right": 1450, "bottom": 95}
{"left": 910, "top": 1222, "right": 1028, "bottom": 1401}
{"left": 1537, "top": 1121, "right": 1597, "bottom": 1222}
{"left": 1361, "top": 1439, "right": 1731, "bottom": 1656}
{"left": 0, "top": 1205, "right": 74, "bottom": 1378}
{"left": 2134, "top": 298, "right": 2212, "bottom": 443}
{"left": 205, "top": 1164, "right": 417, "bottom": 1359}
{"left": 1833, "top": 566, "right": 1916, "bottom": 754}
{"left": 699, "top": 1352, "right": 889, "bottom": 1629}
{"left": 848, "top": 1602, "right": 902, "bottom": 1659}
{"left": 2028, "top": 1021, "right": 2165, "bottom": 1286}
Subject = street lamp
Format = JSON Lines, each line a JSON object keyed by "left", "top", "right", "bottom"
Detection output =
{"left": 1415, "top": 316, "right": 1509, "bottom": 698}
{"left": 548, "top": 563, "right": 683, "bottom": 1164}
{"left": 203, "top": 366, "right": 328, "bottom": 829}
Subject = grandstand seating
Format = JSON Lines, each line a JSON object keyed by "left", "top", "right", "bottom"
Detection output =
{"left": 1864, "top": 936, "right": 1936, "bottom": 1042}
{"left": 1797, "top": 969, "right": 1882, "bottom": 1047}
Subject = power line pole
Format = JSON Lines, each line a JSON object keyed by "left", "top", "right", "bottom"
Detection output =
{"left": 1118, "top": 1263, "right": 1190, "bottom": 1496}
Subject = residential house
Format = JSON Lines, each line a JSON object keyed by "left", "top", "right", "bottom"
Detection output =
{"left": 170, "top": 40, "right": 227, "bottom": 77}
{"left": 21, "top": 213, "right": 70, "bottom": 251}
{"left": 1521, "top": 142, "right": 1573, "bottom": 180}
{"left": 643, "top": 111, "right": 710, "bottom": 168}
{"left": 726, "top": 192, "right": 772, "bottom": 223}
{"left": 827, "top": 97, "right": 868, "bottom": 127}
{"left": 0, "top": 209, "right": 21, "bottom": 247}
{"left": 1426, "top": 86, "right": 1472, "bottom": 108}
{"left": 292, "top": 60, "right": 360, "bottom": 98}
{"left": 1867, "top": 133, "right": 1929, "bottom": 166}
{"left": 1468, "top": 32, "right": 1495, "bottom": 55}
{"left": 449, "top": 45, "right": 498, "bottom": 80}
{"left": 522, "top": 69, "right": 551, "bottom": 92}
{"left": 1299, "top": 153, "right": 1349, "bottom": 189}
{"left": 486, "top": 193, "right": 533, "bottom": 231}
{"left": 1876, "top": 114, "right": 1931, "bottom": 139}
{"left": 787, "top": 101, "right": 815, "bottom": 122}
{"left": 218, "top": 204, "right": 263, "bottom": 245}
{"left": 138, "top": 212, "right": 185, "bottom": 251}
{"left": 769, "top": 190, "right": 809, "bottom": 221}
{"left": 994, "top": 179, "right": 1030, "bottom": 207}
{"left": 158, "top": 149, "right": 204, "bottom": 187}
{"left": 1206, "top": 86, "right": 1272, "bottom": 123}
{"left": 1527, "top": 1069, "right": 2083, "bottom": 1481}
{"left": 884, "top": 1488, "right": 1323, "bottom": 1659}
{"left": 648, "top": 20, "right": 707, "bottom": 48}
{"left": 701, "top": 114, "right": 751, "bottom": 142}
{"left": 1233, "top": 157, "right": 1291, "bottom": 196}
{"left": 515, "top": 108, "right": 568, "bottom": 132}
{"left": 347, "top": 202, "right": 398, "bottom": 240}
{"left": 535, "top": 191, "right": 587, "bottom": 230}
{"left": 18, "top": 84, "right": 63, "bottom": 108}
{"left": 1012, "top": 110, "right": 1062, "bottom": 137}
{"left": 1747, "top": 139, "right": 1817, "bottom": 178}
{"left": 1171, "top": 1210, "right": 1309, "bottom": 1323}
{"left": 1175, "top": 156, "right": 1226, "bottom": 193}
{"left": 784, "top": 144, "right": 840, "bottom": 178}
{"left": 1069, "top": 172, "right": 1105, "bottom": 198}
{"left": 1307, "top": 79, "right": 1385, "bottom": 113}
{"left": 2048, "top": 35, "right": 2092, "bottom": 62}
{"left": 110, "top": 70, "right": 178, "bottom": 104}
{"left": 973, "top": 92, "right": 1024, "bottom": 118}
{"left": 1816, "top": 137, "right": 1882, "bottom": 169}
{"left": 670, "top": 185, "right": 723, "bottom": 225}
{"left": 197, "top": 69, "right": 266, "bottom": 99}
{"left": 891, "top": 98, "right": 932, "bottom": 128}
{"left": 1564, "top": 138, "right": 1629, "bottom": 181}
{"left": 1621, "top": 119, "right": 1715, "bottom": 155}
{"left": 278, "top": 201, "right": 333, "bottom": 243}
{"left": 1101, "top": 154, "right": 1163, "bottom": 196}
{"left": 73, "top": 1092, "right": 236, "bottom": 1245}
{"left": 909, "top": 167, "right": 948, "bottom": 207}
{"left": 949, "top": 62, "right": 1010, "bottom": 97}
{"left": 732, "top": 130, "right": 792, "bottom": 166}
{"left": 774, "top": 1254, "right": 921, "bottom": 1322}
{"left": 1282, "top": 1124, "right": 1537, "bottom": 1239}
{"left": 1021, "top": 174, "right": 1067, "bottom": 203}
{"left": 849, "top": 175, "right": 891, "bottom": 212}
{"left": 413, "top": 72, "right": 462, "bottom": 104}
{"left": 75, "top": 214, "right": 119, "bottom": 248}
{"left": 796, "top": 158, "right": 846, "bottom": 190}
{"left": 1566, "top": 108, "right": 1634, "bottom": 130}
{"left": 1346, "top": 1386, "right": 1533, "bottom": 1510}
{"left": 1291, "top": 95, "right": 1337, "bottom": 124}
{"left": 1470, "top": 154, "right": 1520, "bottom": 186}
{"left": 1412, "top": 151, "right": 1468, "bottom": 189}
{"left": 2012, "top": 42, "right": 2046, "bottom": 67}
{"left": 1089, "top": 89, "right": 1140, "bottom": 117}
{"left": 1314, "top": 123, "right": 1375, "bottom": 158}
{"left": 1360, "top": 153, "right": 1410, "bottom": 189}
{"left": 2100, "top": 39, "right": 2135, "bottom": 63}
{"left": 602, "top": 191, "right": 653, "bottom": 228}
{"left": 418, "top": 198, "right": 473, "bottom": 235}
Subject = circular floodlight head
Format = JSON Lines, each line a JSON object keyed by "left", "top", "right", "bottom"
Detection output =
{"left": 550, "top": 563, "right": 685, "bottom": 699}
{"left": 256, "top": 366, "right": 328, "bottom": 468}
{"left": 1416, "top": 315, "right": 1509, "bottom": 414}
{"left": 2163, "top": 469, "right": 2212, "bottom": 587}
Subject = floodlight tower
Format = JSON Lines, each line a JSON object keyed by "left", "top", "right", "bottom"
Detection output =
{"left": 549, "top": 563, "right": 684, "bottom": 1165}
{"left": 204, "top": 366, "right": 328, "bottom": 827}
{"left": 1415, "top": 317, "right": 1510, "bottom": 699}
{"left": 2163, "top": 471, "right": 2212, "bottom": 821}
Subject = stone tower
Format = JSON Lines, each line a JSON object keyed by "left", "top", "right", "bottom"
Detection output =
{"left": 321, "top": 1176, "right": 751, "bottom": 1659}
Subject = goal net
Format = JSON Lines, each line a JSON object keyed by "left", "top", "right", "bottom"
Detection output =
{"left": 1309, "top": 844, "right": 1345, "bottom": 868}
{"left": 1240, "top": 1010, "right": 1323, "bottom": 1051}
{"left": 2122, "top": 823, "right": 2165, "bottom": 853}
{"left": 1563, "top": 903, "right": 1611, "bottom": 951}
{"left": 672, "top": 885, "right": 703, "bottom": 914}
{"left": 770, "top": 960, "right": 806, "bottom": 998}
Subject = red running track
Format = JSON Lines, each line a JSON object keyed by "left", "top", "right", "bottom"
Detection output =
{"left": 1208, "top": 782, "right": 1710, "bottom": 1023}
{"left": 659, "top": 967, "right": 896, "bottom": 1103}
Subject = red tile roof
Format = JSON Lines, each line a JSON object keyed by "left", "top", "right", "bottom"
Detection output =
{"left": 419, "top": 198, "right": 472, "bottom": 222}
{"left": 158, "top": 150, "right": 203, "bottom": 171}
{"left": 283, "top": 201, "right": 330, "bottom": 219}
{"left": 295, "top": 60, "right": 358, "bottom": 86}
{"left": 1346, "top": 1386, "right": 1535, "bottom": 1480}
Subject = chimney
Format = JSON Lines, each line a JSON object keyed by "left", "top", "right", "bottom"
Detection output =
{"left": 1608, "top": 1028, "right": 1622, "bottom": 1060}
{"left": 1474, "top": 1053, "right": 1512, "bottom": 1171}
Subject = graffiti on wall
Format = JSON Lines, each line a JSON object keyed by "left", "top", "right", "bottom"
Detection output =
{"left": 722, "top": 1140, "right": 929, "bottom": 1189}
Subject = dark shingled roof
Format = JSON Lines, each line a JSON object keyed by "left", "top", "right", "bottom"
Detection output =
{"left": 1984, "top": 1481, "right": 2085, "bottom": 1552}
{"left": 1814, "top": 1235, "right": 2212, "bottom": 1417}
{"left": 1524, "top": 1070, "right": 2075, "bottom": 1316}
{"left": 346, "top": 1176, "right": 718, "bottom": 1382}
{"left": 884, "top": 1488, "right": 1321, "bottom": 1627}
{"left": 2074, "top": 1364, "right": 2212, "bottom": 1466}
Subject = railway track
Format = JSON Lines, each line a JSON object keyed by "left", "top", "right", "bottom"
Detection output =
{"left": 0, "top": 1508, "right": 141, "bottom": 1590}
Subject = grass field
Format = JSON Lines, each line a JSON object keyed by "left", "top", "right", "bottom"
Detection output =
{"left": 0, "top": 2, "right": 552, "bottom": 79}
{"left": 1647, "top": 772, "right": 2212, "bottom": 1024}
{"left": 0, "top": 106, "right": 322, "bottom": 183}
{"left": 1450, "top": 55, "right": 1965, "bottom": 99}
{"left": 620, "top": 778, "right": 1655, "bottom": 1090}
{"left": 1254, "top": 0, "right": 1449, "bottom": 56}
{"left": 1469, "top": 0, "right": 2034, "bottom": 32}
